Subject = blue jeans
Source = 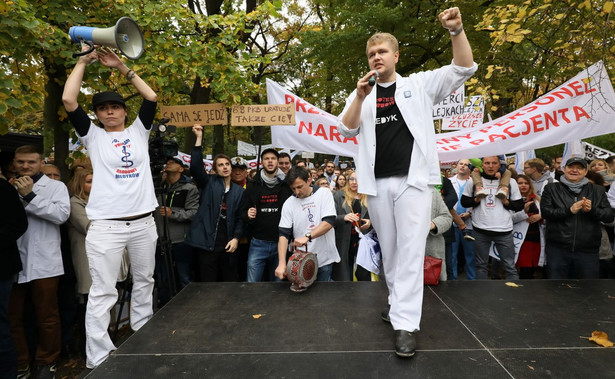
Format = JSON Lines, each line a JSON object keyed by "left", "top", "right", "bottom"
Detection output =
{"left": 247, "top": 238, "right": 280, "bottom": 282}
{"left": 546, "top": 244, "right": 600, "bottom": 279}
{"left": 473, "top": 230, "right": 519, "bottom": 280}
{"left": 451, "top": 227, "right": 476, "bottom": 280}
{"left": 0, "top": 278, "right": 16, "bottom": 378}
{"left": 317, "top": 263, "right": 333, "bottom": 282}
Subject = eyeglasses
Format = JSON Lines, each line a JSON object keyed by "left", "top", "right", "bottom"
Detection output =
{"left": 348, "top": 177, "right": 357, "bottom": 182}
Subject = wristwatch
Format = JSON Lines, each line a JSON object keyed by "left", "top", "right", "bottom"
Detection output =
{"left": 305, "top": 232, "right": 312, "bottom": 242}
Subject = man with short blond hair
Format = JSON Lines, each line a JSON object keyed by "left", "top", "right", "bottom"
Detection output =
{"left": 337, "top": 7, "right": 476, "bottom": 358}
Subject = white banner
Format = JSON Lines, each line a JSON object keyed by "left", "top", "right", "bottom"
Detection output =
{"left": 433, "top": 85, "right": 465, "bottom": 120}
{"left": 436, "top": 62, "right": 615, "bottom": 161}
{"left": 583, "top": 141, "right": 615, "bottom": 160}
{"left": 267, "top": 79, "right": 359, "bottom": 157}
{"left": 237, "top": 140, "right": 275, "bottom": 156}
{"left": 441, "top": 95, "right": 484, "bottom": 130}
{"left": 175, "top": 151, "right": 261, "bottom": 171}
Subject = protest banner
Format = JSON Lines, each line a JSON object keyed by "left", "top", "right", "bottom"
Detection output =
{"left": 267, "top": 79, "right": 359, "bottom": 157}
{"left": 583, "top": 141, "right": 615, "bottom": 160}
{"left": 436, "top": 62, "right": 615, "bottom": 161}
{"left": 433, "top": 85, "right": 465, "bottom": 120}
{"left": 231, "top": 104, "right": 295, "bottom": 126}
{"left": 441, "top": 95, "right": 485, "bottom": 130}
{"left": 160, "top": 104, "right": 227, "bottom": 127}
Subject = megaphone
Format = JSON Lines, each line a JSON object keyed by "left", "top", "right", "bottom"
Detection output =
{"left": 69, "top": 17, "right": 144, "bottom": 60}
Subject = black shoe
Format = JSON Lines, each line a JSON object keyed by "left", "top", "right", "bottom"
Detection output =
{"left": 35, "top": 363, "right": 56, "bottom": 379}
{"left": 381, "top": 305, "right": 390, "bottom": 323}
{"left": 395, "top": 330, "right": 416, "bottom": 358}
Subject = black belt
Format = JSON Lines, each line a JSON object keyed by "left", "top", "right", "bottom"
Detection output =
{"left": 109, "top": 212, "right": 152, "bottom": 221}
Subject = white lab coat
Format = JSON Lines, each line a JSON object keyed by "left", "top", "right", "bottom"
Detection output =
{"left": 337, "top": 61, "right": 478, "bottom": 196}
{"left": 16, "top": 174, "right": 71, "bottom": 283}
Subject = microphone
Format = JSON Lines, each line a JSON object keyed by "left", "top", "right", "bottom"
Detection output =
{"left": 368, "top": 70, "right": 380, "bottom": 86}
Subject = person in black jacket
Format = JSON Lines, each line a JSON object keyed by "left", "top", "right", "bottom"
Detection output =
{"left": 185, "top": 124, "right": 245, "bottom": 282}
{"left": 243, "top": 148, "right": 292, "bottom": 282}
{"left": 541, "top": 157, "right": 614, "bottom": 279}
{"left": 0, "top": 178, "right": 28, "bottom": 378}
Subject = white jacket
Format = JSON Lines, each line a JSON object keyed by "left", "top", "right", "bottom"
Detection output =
{"left": 337, "top": 61, "right": 477, "bottom": 196}
{"left": 16, "top": 174, "right": 71, "bottom": 283}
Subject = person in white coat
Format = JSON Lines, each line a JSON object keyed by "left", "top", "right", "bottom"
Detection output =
{"left": 337, "top": 7, "right": 476, "bottom": 357}
{"left": 8, "top": 145, "right": 70, "bottom": 378}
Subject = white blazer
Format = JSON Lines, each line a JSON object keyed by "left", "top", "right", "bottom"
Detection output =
{"left": 17, "top": 174, "right": 71, "bottom": 283}
{"left": 337, "top": 61, "right": 478, "bottom": 196}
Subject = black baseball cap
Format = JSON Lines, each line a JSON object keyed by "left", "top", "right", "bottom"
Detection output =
{"left": 565, "top": 157, "right": 588, "bottom": 168}
{"left": 92, "top": 91, "right": 126, "bottom": 110}
{"left": 261, "top": 148, "right": 279, "bottom": 159}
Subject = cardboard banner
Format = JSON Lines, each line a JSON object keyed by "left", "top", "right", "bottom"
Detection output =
{"left": 436, "top": 62, "right": 615, "bottom": 161}
{"left": 160, "top": 104, "right": 227, "bottom": 127}
{"left": 267, "top": 79, "right": 359, "bottom": 157}
{"left": 433, "top": 85, "right": 465, "bottom": 120}
{"left": 231, "top": 104, "right": 295, "bottom": 126}
{"left": 441, "top": 95, "right": 484, "bottom": 130}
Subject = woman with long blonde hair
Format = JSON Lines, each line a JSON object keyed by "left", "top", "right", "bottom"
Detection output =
{"left": 67, "top": 168, "right": 94, "bottom": 296}
{"left": 332, "top": 171, "right": 372, "bottom": 281}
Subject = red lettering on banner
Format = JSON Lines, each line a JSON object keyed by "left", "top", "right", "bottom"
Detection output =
{"left": 489, "top": 134, "right": 506, "bottom": 142}
{"left": 470, "top": 139, "right": 484, "bottom": 145}
{"left": 549, "top": 87, "right": 573, "bottom": 100}
{"left": 329, "top": 125, "right": 342, "bottom": 142}
{"left": 440, "top": 144, "right": 462, "bottom": 151}
{"left": 544, "top": 112, "right": 560, "bottom": 128}
{"left": 285, "top": 94, "right": 295, "bottom": 105}
{"left": 574, "top": 106, "right": 590, "bottom": 121}
{"left": 298, "top": 121, "right": 358, "bottom": 144}
{"left": 299, "top": 120, "right": 312, "bottom": 134}
{"left": 521, "top": 120, "right": 532, "bottom": 135}
{"left": 503, "top": 126, "right": 520, "bottom": 138}
{"left": 584, "top": 79, "right": 597, "bottom": 93}
{"left": 530, "top": 115, "right": 544, "bottom": 132}
{"left": 568, "top": 81, "right": 584, "bottom": 96}
{"left": 558, "top": 108, "right": 571, "bottom": 123}
{"left": 314, "top": 124, "right": 328, "bottom": 140}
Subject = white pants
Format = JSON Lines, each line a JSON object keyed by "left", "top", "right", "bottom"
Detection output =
{"left": 368, "top": 176, "right": 432, "bottom": 332}
{"left": 85, "top": 216, "right": 157, "bottom": 368}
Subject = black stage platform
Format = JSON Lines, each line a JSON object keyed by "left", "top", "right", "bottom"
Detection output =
{"left": 88, "top": 280, "right": 615, "bottom": 378}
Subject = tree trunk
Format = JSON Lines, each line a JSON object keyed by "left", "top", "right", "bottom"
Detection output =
{"left": 44, "top": 62, "right": 68, "bottom": 180}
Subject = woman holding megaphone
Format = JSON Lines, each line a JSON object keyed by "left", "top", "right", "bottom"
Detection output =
{"left": 62, "top": 45, "right": 158, "bottom": 370}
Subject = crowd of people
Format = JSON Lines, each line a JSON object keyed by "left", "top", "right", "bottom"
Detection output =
{"left": 3, "top": 6, "right": 615, "bottom": 378}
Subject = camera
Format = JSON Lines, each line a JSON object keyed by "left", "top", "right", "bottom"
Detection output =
{"left": 149, "top": 118, "right": 179, "bottom": 186}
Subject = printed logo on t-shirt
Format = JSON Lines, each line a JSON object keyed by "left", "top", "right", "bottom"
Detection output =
{"left": 112, "top": 138, "right": 140, "bottom": 179}
{"left": 259, "top": 194, "right": 280, "bottom": 214}
{"left": 302, "top": 201, "right": 316, "bottom": 229}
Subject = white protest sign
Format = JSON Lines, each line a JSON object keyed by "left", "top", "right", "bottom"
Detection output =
{"left": 432, "top": 85, "right": 465, "bottom": 120}
{"left": 441, "top": 95, "right": 485, "bottom": 130}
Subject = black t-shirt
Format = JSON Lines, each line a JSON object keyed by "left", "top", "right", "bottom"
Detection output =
{"left": 215, "top": 191, "right": 229, "bottom": 249}
{"left": 374, "top": 83, "right": 414, "bottom": 178}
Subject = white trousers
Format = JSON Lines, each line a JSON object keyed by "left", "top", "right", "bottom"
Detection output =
{"left": 84, "top": 216, "right": 157, "bottom": 368}
{"left": 368, "top": 176, "right": 432, "bottom": 332}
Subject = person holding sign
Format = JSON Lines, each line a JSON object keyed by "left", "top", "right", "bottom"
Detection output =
{"left": 185, "top": 125, "right": 246, "bottom": 282}
{"left": 62, "top": 45, "right": 159, "bottom": 369}
{"left": 337, "top": 7, "right": 476, "bottom": 357}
